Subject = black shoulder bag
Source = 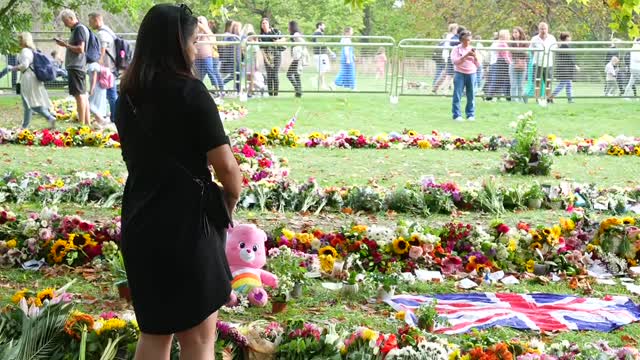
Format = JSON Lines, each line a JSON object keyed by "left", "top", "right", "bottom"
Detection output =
{"left": 124, "top": 95, "right": 232, "bottom": 230}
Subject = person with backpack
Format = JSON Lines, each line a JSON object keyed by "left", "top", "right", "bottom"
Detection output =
{"left": 56, "top": 9, "right": 97, "bottom": 126}
{"left": 8, "top": 32, "right": 56, "bottom": 129}
{"left": 89, "top": 12, "right": 121, "bottom": 122}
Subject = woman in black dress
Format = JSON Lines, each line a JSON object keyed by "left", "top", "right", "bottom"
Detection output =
{"left": 115, "top": 4, "right": 242, "bottom": 359}
{"left": 260, "top": 18, "right": 284, "bottom": 96}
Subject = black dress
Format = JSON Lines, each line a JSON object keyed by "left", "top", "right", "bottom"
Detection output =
{"left": 115, "top": 74, "right": 232, "bottom": 334}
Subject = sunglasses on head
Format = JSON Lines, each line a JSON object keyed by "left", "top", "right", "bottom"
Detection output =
{"left": 178, "top": 3, "right": 192, "bottom": 16}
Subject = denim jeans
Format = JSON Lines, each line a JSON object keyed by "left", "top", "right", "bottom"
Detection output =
{"left": 106, "top": 74, "right": 118, "bottom": 122}
{"left": 22, "top": 96, "right": 55, "bottom": 128}
{"left": 432, "top": 61, "right": 445, "bottom": 87}
{"left": 509, "top": 64, "right": 525, "bottom": 101}
{"left": 452, "top": 72, "right": 476, "bottom": 119}
{"left": 474, "top": 66, "right": 483, "bottom": 93}
{"left": 552, "top": 80, "right": 573, "bottom": 100}
{"left": 195, "top": 57, "right": 224, "bottom": 89}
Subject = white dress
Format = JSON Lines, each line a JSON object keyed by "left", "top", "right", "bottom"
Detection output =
{"left": 16, "top": 48, "right": 52, "bottom": 109}
{"left": 87, "top": 62, "right": 108, "bottom": 118}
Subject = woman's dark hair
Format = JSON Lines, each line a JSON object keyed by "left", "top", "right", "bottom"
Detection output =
{"left": 289, "top": 21, "right": 301, "bottom": 35}
{"left": 224, "top": 19, "right": 233, "bottom": 33}
{"left": 456, "top": 26, "right": 467, "bottom": 35}
{"left": 459, "top": 30, "right": 472, "bottom": 41}
{"left": 559, "top": 31, "right": 571, "bottom": 41}
{"left": 512, "top": 26, "right": 527, "bottom": 41}
{"left": 260, "top": 17, "right": 270, "bottom": 34}
{"left": 120, "top": 4, "right": 198, "bottom": 97}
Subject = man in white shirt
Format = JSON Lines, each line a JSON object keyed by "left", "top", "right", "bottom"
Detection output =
{"left": 89, "top": 12, "right": 118, "bottom": 122}
{"left": 530, "top": 22, "right": 557, "bottom": 102}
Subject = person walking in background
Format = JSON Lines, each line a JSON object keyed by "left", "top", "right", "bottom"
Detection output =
{"left": 451, "top": 30, "right": 480, "bottom": 122}
{"left": 472, "top": 35, "right": 485, "bottom": 93}
{"left": 530, "top": 22, "right": 557, "bottom": 104}
{"left": 87, "top": 62, "right": 110, "bottom": 126}
{"left": 245, "top": 33, "right": 261, "bottom": 97}
{"left": 623, "top": 38, "right": 640, "bottom": 98}
{"left": 335, "top": 26, "right": 356, "bottom": 90}
{"left": 221, "top": 21, "right": 242, "bottom": 92}
{"left": 56, "top": 9, "right": 90, "bottom": 125}
{"left": 605, "top": 56, "right": 619, "bottom": 96}
{"left": 433, "top": 23, "right": 460, "bottom": 94}
{"left": 375, "top": 47, "right": 387, "bottom": 80}
{"left": 550, "top": 32, "right": 579, "bottom": 103}
{"left": 8, "top": 32, "right": 56, "bottom": 129}
{"left": 115, "top": 4, "right": 242, "bottom": 359}
{"left": 510, "top": 27, "right": 528, "bottom": 102}
{"left": 487, "top": 29, "right": 512, "bottom": 100}
{"left": 0, "top": 55, "right": 19, "bottom": 89}
{"left": 89, "top": 12, "right": 118, "bottom": 122}
{"left": 260, "top": 17, "right": 285, "bottom": 96}
{"left": 195, "top": 16, "right": 225, "bottom": 94}
{"left": 287, "top": 21, "right": 305, "bottom": 98}
{"left": 311, "top": 22, "right": 336, "bottom": 90}
{"left": 431, "top": 34, "right": 448, "bottom": 91}
{"left": 50, "top": 50, "right": 68, "bottom": 79}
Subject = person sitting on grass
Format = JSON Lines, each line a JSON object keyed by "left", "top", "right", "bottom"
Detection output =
{"left": 451, "top": 30, "right": 480, "bottom": 122}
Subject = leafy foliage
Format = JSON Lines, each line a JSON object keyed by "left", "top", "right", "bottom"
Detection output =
{"left": 502, "top": 112, "right": 554, "bottom": 176}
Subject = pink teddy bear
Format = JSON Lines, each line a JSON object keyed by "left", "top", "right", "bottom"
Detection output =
{"left": 225, "top": 224, "right": 278, "bottom": 307}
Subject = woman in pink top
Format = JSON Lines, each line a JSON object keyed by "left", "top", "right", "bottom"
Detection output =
{"left": 195, "top": 16, "right": 224, "bottom": 93}
{"left": 450, "top": 30, "right": 480, "bottom": 121}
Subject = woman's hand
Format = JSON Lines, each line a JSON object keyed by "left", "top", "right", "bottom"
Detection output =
{"left": 208, "top": 145, "right": 242, "bottom": 217}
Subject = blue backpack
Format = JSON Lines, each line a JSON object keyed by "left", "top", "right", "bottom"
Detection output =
{"left": 29, "top": 49, "right": 57, "bottom": 82}
{"left": 81, "top": 24, "right": 101, "bottom": 63}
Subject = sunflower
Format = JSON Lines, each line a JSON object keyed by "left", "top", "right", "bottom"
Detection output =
{"left": 531, "top": 232, "right": 542, "bottom": 243}
{"left": 530, "top": 242, "right": 542, "bottom": 250}
{"left": 622, "top": 217, "right": 636, "bottom": 226}
{"left": 409, "top": 234, "right": 422, "bottom": 247}
{"left": 542, "top": 228, "right": 551, "bottom": 236}
{"left": 319, "top": 254, "right": 335, "bottom": 273}
{"left": 392, "top": 237, "right": 410, "bottom": 255}
{"left": 417, "top": 140, "right": 432, "bottom": 149}
{"left": 257, "top": 134, "right": 267, "bottom": 144}
{"left": 73, "top": 234, "right": 88, "bottom": 248}
{"left": 50, "top": 239, "right": 68, "bottom": 263}
{"left": 635, "top": 146, "right": 640, "bottom": 156}
{"left": 407, "top": 130, "right": 417, "bottom": 137}
{"left": 270, "top": 127, "right": 280, "bottom": 137}
{"left": 607, "top": 146, "right": 617, "bottom": 155}
{"left": 559, "top": 218, "right": 575, "bottom": 232}
{"left": 526, "top": 259, "right": 535, "bottom": 273}
{"left": 600, "top": 218, "right": 623, "bottom": 233}
{"left": 351, "top": 225, "right": 367, "bottom": 233}
{"left": 586, "top": 244, "right": 596, "bottom": 253}
{"left": 37, "top": 288, "right": 56, "bottom": 305}
{"left": 11, "top": 288, "right": 31, "bottom": 304}
{"left": 95, "top": 318, "right": 127, "bottom": 336}
{"left": 319, "top": 246, "right": 338, "bottom": 258}
{"left": 617, "top": 148, "right": 625, "bottom": 156}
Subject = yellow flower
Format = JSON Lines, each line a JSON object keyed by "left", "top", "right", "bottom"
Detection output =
{"left": 50, "top": 239, "right": 68, "bottom": 263}
{"left": 417, "top": 140, "right": 432, "bottom": 149}
{"left": 95, "top": 318, "right": 127, "bottom": 336}
{"left": 395, "top": 311, "right": 406, "bottom": 320}
{"left": 600, "top": 218, "right": 623, "bottom": 233}
{"left": 449, "top": 349, "right": 461, "bottom": 360}
{"left": 362, "top": 328, "right": 377, "bottom": 341}
{"left": 6, "top": 239, "right": 17, "bottom": 249}
{"left": 526, "top": 259, "right": 535, "bottom": 273}
{"left": 290, "top": 142, "right": 298, "bottom": 148}
{"left": 407, "top": 130, "right": 418, "bottom": 137}
{"left": 319, "top": 246, "right": 338, "bottom": 258}
{"left": 37, "top": 288, "right": 56, "bottom": 305}
{"left": 542, "top": 228, "right": 552, "bottom": 237}
{"left": 257, "top": 134, "right": 267, "bottom": 144}
{"left": 11, "top": 288, "right": 30, "bottom": 304}
{"left": 296, "top": 233, "right": 315, "bottom": 245}
{"left": 547, "top": 134, "right": 557, "bottom": 142}
{"left": 351, "top": 225, "right": 367, "bottom": 233}
{"left": 281, "top": 229, "right": 294, "bottom": 241}
{"left": 508, "top": 238, "right": 517, "bottom": 252}
{"left": 392, "top": 237, "right": 410, "bottom": 255}
{"left": 270, "top": 127, "right": 280, "bottom": 137}
{"left": 560, "top": 218, "right": 575, "bottom": 232}
{"left": 586, "top": 244, "right": 596, "bottom": 253}
{"left": 348, "top": 129, "right": 361, "bottom": 136}
{"left": 634, "top": 146, "right": 640, "bottom": 156}
{"left": 628, "top": 258, "right": 638, "bottom": 266}
{"left": 530, "top": 242, "right": 542, "bottom": 250}
{"left": 319, "top": 254, "right": 335, "bottom": 273}
{"left": 55, "top": 179, "right": 65, "bottom": 188}
{"left": 622, "top": 217, "right": 636, "bottom": 226}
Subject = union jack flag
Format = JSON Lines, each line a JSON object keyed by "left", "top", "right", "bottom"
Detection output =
{"left": 386, "top": 293, "right": 640, "bottom": 334}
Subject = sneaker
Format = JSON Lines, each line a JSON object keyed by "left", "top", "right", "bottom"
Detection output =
{"left": 467, "top": 116, "right": 475, "bottom": 122}
{"left": 453, "top": 117, "right": 464, "bottom": 122}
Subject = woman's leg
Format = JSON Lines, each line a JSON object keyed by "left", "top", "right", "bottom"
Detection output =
{"left": 552, "top": 80, "right": 566, "bottom": 98}
{"left": 287, "top": 61, "right": 297, "bottom": 91}
{"left": 211, "top": 58, "right": 224, "bottom": 90}
{"left": 175, "top": 312, "right": 218, "bottom": 360}
{"left": 21, "top": 96, "right": 33, "bottom": 129}
{"left": 451, "top": 72, "right": 464, "bottom": 120}
{"left": 465, "top": 73, "right": 476, "bottom": 118}
{"left": 32, "top": 106, "right": 56, "bottom": 128}
{"left": 566, "top": 80, "right": 573, "bottom": 102}
{"left": 516, "top": 71, "right": 525, "bottom": 100}
{"left": 509, "top": 64, "right": 517, "bottom": 100}
{"left": 272, "top": 54, "right": 282, "bottom": 96}
{"left": 134, "top": 333, "right": 173, "bottom": 360}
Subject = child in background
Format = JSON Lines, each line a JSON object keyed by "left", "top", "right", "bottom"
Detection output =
{"left": 605, "top": 56, "right": 619, "bottom": 96}
{"left": 252, "top": 71, "right": 268, "bottom": 96}
{"left": 87, "top": 62, "right": 110, "bottom": 127}
{"left": 375, "top": 47, "right": 387, "bottom": 80}
{"left": 245, "top": 33, "right": 260, "bottom": 97}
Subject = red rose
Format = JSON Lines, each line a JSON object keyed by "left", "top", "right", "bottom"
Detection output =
{"left": 496, "top": 224, "right": 510, "bottom": 234}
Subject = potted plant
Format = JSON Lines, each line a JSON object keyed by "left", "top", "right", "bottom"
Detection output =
{"left": 415, "top": 300, "right": 447, "bottom": 332}
{"left": 106, "top": 250, "right": 130, "bottom": 302}
{"left": 341, "top": 271, "right": 359, "bottom": 296}
{"left": 371, "top": 272, "right": 398, "bottom": 302}
{"left": 269, "top": 275, "right": 293, "bottom": 314}
{"left": 525, "top": 183, "right": 545, "bottom": 209}
{"left": 267, "top": 246, "right": 308, "bottom": 299}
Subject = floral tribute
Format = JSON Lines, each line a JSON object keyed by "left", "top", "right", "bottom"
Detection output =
{"left": 2, "top": 286, "right": 639, "bottom": 360}
{"left": 0, "top": 126, "right": 121, "bottom": 148}
{"left": 0, "top": 206, "right": 120, "bottom": 267}
{"left": 51, "top": 98, "right": 78, "bottom": 121}
{"left": 217, "top": 101, "right": 249, "bottom": 122}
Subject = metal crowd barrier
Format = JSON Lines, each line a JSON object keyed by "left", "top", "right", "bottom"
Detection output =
{"left": 1, "top": 35, "right": 639, "bottom": 101}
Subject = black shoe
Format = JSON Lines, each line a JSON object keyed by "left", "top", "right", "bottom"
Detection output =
{"left": 295, "top": 92, "right": 302, "bottom": 98}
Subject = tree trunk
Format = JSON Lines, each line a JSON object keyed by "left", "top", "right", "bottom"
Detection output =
{"left": 30, "top": 0, "right": 43, "bottom": 32}
{"left": 362, "top": 4, "right": 373, "bottom": 40}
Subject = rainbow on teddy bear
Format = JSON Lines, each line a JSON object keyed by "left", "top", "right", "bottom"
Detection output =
{"left": 225, "top": 224, "right": 278, "bottom": 307}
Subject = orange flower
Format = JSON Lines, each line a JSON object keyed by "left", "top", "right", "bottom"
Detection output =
{"left": 64, "top": 311, "right": 95, "bottom": 339}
